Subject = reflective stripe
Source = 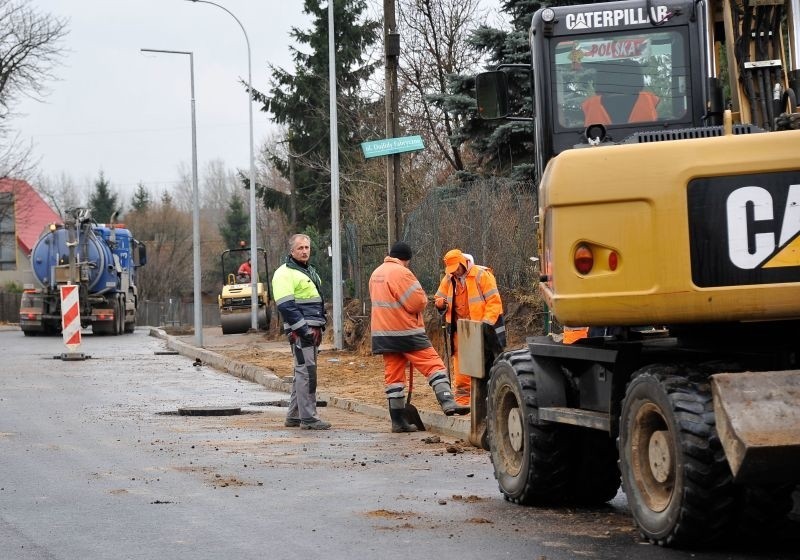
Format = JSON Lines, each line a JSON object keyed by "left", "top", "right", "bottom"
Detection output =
{"left": 288, "top": 319, "right": 307, "bottom": 330}
{"left": 372, "top": 327, "right": 426, "bottom": 337}
{"left": 275, "top": 294, "right": 295, "bottom": 305}
{"left": 296, "top": 296, "right": 323, "bottom": 303}
{"left": 397, "top": 281, "right": 422, "bottom": 305}
{"left": 372, "top": 300, "right": 402, "bottom": 308}
{"left": 385, "top": 383, "right": 405, "bottom": 400}
{"left": 482, "top": 288, "right": 499, "bottom": 298}
{"left": 427, "top": 371, "right": 448, "bottom": 387}
{"left": 469, "top": 295, "right": 485, "bottom": 305}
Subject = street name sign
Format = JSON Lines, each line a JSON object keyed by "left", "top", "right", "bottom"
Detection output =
{"left": 361, "top": 135, "right": 424, "bottom": 159}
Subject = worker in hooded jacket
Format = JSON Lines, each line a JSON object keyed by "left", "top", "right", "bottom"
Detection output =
{"left": 369, "top": 241, "right": 467, "bottom": 433}
{"left": 435, "top": 248, "right": 506, "bottom": 409}
{"left": 272, "top": 233, "right": 330, "bottom": 430}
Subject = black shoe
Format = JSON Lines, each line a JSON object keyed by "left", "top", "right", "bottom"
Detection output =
{"left": 300, "top": 419, "right": 331, "bottom": 430}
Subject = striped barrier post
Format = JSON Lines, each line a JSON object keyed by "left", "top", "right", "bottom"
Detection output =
{"left": 58, "top": 284, "right": 87, "bottom": 360}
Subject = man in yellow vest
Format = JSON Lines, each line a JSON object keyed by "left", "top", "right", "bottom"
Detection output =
{"left": 434, "top": 249, "right": 505, "bottom": 409}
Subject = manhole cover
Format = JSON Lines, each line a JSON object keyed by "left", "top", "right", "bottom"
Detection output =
{"left": 249, "top": 400, "right": 327, "bottom": 407}
{"left": 177, "top": 406, "right": 242, "bottom": 416}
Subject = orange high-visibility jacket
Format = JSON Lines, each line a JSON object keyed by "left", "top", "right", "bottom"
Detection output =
{"left": 434, "top": 264, "right": 505, "bottom": 346}
{"left": 582, "top": 91, "right": 659, "bottom": 126}
{"left": 369, "top": 256, "right": 431, "bottom": 354}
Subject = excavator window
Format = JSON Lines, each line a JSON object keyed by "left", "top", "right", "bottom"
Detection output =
{"left": 552, "top": 29, "right": 689, "bottom": 129}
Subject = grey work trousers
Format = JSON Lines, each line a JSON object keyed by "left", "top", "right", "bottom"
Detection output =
{"left": 286, "top": 336, "right": 319, "bottom": 423}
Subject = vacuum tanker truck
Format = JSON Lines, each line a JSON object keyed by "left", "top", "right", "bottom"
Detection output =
{"left": 20, "top": 207, "right": 146, "bottom": 336}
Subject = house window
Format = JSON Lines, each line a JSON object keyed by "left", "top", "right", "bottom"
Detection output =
{"left": 0, "top": 192, "right": 16, "bottom": 271}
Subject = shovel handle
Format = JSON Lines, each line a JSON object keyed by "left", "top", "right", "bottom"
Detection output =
{"left": 407, "top": 363, "right": 414, "bottom": 405}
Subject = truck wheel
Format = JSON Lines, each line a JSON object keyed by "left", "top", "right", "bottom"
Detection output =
{"left": 487, "top": 349, "right": 572, "bottom": 504}
{"left": 619, "top": 365, "right": 735, "bottom": 547}
{"left": 114, "top": 294, "right": 123, "bottom": 336}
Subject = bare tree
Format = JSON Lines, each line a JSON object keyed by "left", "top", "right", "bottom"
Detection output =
{"left": 200, "top": 159, "right": 237, "bottom": 229}
{"left": 34, "top": 171, "right": 80, "bottom": 218}
{"left": 397, "top": 0, "right": 484, "bottom": 176}
{"left": 0, "top": 0, "right": 68, "bottom": 178}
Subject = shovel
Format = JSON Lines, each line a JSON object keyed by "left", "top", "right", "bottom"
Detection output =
{"left": 403, "top": 363, "right": 426, "bottom": 431}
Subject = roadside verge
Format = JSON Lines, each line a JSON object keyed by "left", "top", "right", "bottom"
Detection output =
{"left": 149, "top": 327, "right": 470, "bottom": 439}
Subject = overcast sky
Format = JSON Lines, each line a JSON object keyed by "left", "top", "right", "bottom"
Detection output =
{"left": 15, "top": 0, "right": 502, "bottom": 203}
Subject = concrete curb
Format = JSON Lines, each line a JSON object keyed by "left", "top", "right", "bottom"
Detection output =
{"left": 149, "top": 327, "right": 470, "bottom": 440}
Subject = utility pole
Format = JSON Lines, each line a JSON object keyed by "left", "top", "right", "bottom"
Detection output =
{"left": 384, "top": 0, "right": 402, "bottom": 247}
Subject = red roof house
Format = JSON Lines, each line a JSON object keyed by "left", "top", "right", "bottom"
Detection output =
{"left": 0, "top": 178, "right": 62, "bottom": 285}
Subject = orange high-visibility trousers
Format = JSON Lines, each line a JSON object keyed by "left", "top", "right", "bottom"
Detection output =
{"left": 382, "top": 346, "right": 448, "bottom": 395}
{"left": 449, "top": 332, "right": 470, "bottom": 406}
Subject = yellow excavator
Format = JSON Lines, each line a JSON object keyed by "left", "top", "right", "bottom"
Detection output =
{"left": 218, "top": 247, "right": 271, "bottom": 334}
{"left": 467, "top": 0, "right": 800, "bottom": 548}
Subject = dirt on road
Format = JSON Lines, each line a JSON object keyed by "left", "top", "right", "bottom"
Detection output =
{"left": 195, "top": 294, "right": 544, "bottom": 416}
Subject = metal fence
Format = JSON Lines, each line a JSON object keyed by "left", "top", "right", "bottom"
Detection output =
{"left": 0, "top": 291, "right": 21, "bottom": 323}
{"left": 0, "top": 292, "right": 220, "bottom": 328}
{"left": 137, "top": 300, "right": 221, "bottom": 328}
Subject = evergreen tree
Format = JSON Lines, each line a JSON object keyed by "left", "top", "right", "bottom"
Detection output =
{"left": 447, "top": 0, "right": 560, "bottom": 181}
{"left": 88, "top": 171, "right": 121, "bottom": 221}
{"left": 251, "top": 0, "right": 380, "bottom": 231}
{"left": 130, "top": 182, "right": 151, "bottom": 213}
{"left": 219, "top": 192, "right": 249, "bottom": 250}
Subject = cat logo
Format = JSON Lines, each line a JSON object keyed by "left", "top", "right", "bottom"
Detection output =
{"left": 726, "top": 185, "right": 800, "bottom": 270}
{"left": 565, "top": 6, "right": 669, "bottom": 30}
{"left": 687, "top": 171, "right": 800, "bottom": 288}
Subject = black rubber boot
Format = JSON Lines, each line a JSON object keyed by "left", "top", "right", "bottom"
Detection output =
{"left": 434, "top": 384, "right": 469, "bottom": 416}
{"left": 388, "top": 399, "right": 418, "bottom": 433}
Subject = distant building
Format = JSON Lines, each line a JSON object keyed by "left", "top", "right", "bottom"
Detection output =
{"left": 0, "top": 179, "right": 62, "bottom": 288}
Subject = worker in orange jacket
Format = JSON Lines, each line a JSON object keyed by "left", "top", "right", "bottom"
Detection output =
{"left": 434, "top": 249, "right": 505, "bottom": 408}
{"left": 369, "top": 241, "right": 467, "bottom": 433}
{"left": 582, "top": 91, "right": 659, "bottom": 126}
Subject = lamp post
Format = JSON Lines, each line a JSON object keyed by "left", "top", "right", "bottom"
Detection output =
{"left": 141, "top": 48, "right": 203, "bottom": 348}
{"left": 185, "top": 0, "right": 259, "bottom": 332}
{"left": 329, "top": 0, "right": 343, "bottom": 349}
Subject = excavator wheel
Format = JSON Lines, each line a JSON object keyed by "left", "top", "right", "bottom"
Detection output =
{"left": 618, "top": 365, "right": 736, "bottom": 547}
{"left": 486, "top": 349, "right": 573, "bottom": 504}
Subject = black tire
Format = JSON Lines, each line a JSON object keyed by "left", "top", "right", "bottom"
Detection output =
{"left": 619, "top": 365, "right": 735, "bottom": 547}
{"left": 113, "top": 295, "right": 122, "bottom": 335}
{"left": 486, "top": 349, "right": 572, "bottom": 504}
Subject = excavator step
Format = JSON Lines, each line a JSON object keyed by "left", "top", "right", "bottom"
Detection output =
{"left": 538, "top": 407, "right": 610, "bottom": 431}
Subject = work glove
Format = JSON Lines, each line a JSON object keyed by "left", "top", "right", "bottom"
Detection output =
{"left": 296, "top": 326, "right": 315, "bottom": 345}
{"left": 436, "top": 302, "right": 448, "bottom": 317}
{"left": 310, "top": 326, "right": 322, "bottom": 347}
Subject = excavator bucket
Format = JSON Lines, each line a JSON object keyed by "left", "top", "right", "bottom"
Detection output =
{"left": 711, "top": 371, "right": 800, "bottom": 483}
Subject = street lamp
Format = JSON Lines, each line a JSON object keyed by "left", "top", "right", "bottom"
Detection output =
{"left": 141, "top": 48, "right": 203, "bottom": 348}
{"left": 185, "top": 0, "right": 259, "bottom": 332}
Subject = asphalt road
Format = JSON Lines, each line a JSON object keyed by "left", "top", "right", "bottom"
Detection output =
{"left": 1, "top": 327, "right": 798, "bottom": 560}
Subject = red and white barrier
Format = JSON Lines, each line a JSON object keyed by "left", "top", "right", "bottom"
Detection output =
{"left": 60, "top": 284, "right": 81, "bottom": 351}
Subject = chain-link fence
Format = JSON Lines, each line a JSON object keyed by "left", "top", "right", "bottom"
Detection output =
{"left": 0, "top": 291, "right": 21, "bottom": 323}
{"left": 340, "top": 176, "right": 539, "bottom": 304}
{"left": 137, "top": 300, "right": 221, "bottom": 328}
{"left": 1, "top": 292, "right": 221, "bottom": 329}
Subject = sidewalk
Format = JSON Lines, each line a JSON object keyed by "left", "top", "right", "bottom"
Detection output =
{"left": 150, "top": 327, "right": 471, "bottom": 439}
